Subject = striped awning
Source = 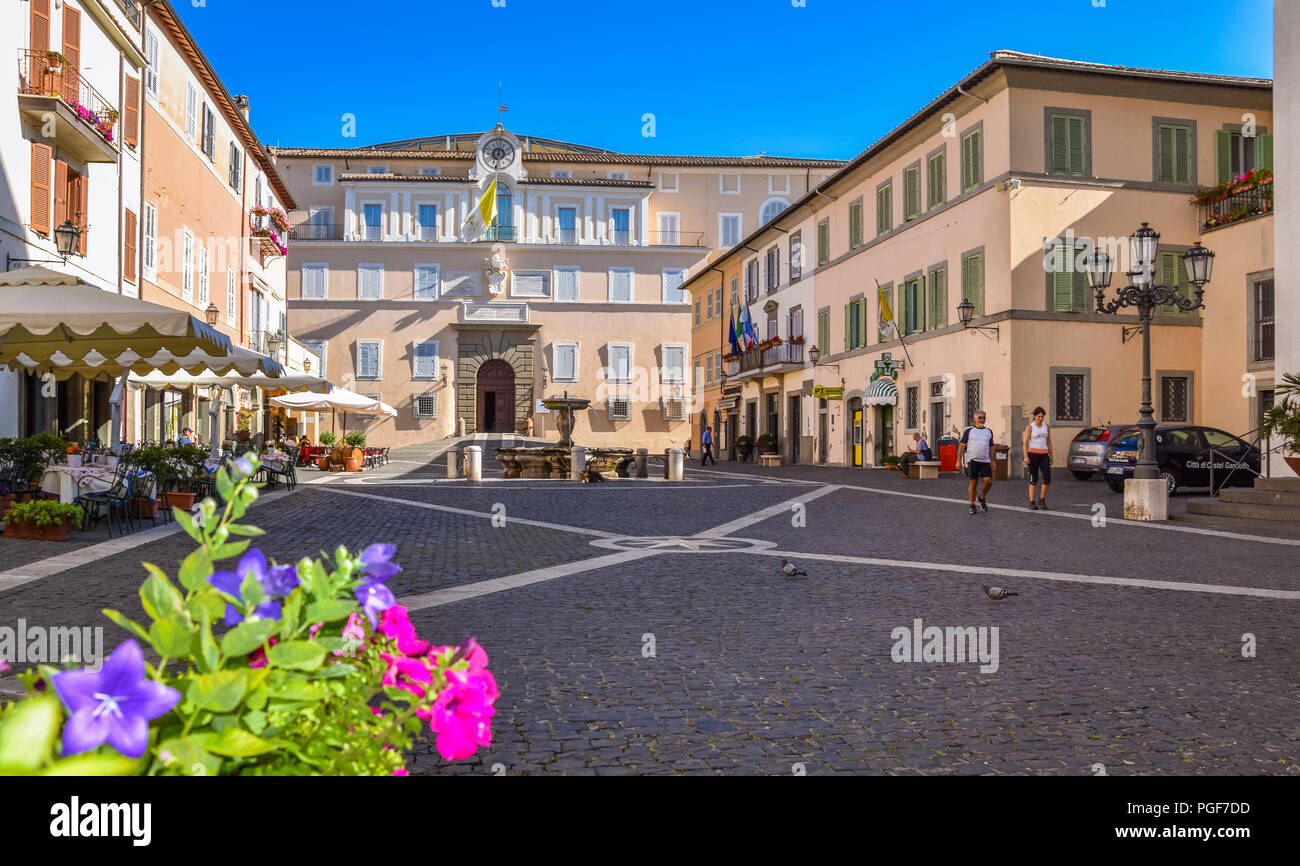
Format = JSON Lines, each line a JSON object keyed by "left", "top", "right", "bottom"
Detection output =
{"left": 865, "top": 377, "right": 899, "bottom": 406}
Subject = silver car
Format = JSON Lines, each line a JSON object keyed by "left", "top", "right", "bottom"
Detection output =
{"left": 1067, "top": 426, "right": 1127, "bottom": 480}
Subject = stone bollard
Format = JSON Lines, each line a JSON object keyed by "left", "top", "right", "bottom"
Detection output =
{"left": 635, "top": 448, "right": 648, "bottom": 478}
{"left": 663, "top": 449, "right": 670, "bottom": 480}
{"left": 666, "top": 447, "right": 684, "bottom": 482}
{"left": 446, "top": 448, "right": 460, "bottom": 479}
{"left": 463, "top": 445, "right": 482, "bottom": 482}
{"left": 570, "top": 446, "right": 586, "bottom": 481}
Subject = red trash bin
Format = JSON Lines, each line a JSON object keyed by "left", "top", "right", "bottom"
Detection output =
{"left": 939, "top": 442, "right": 958, "bottom": 472}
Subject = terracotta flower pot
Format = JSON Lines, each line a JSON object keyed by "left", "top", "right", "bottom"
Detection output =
{"left": 161, "top": 491, "right": 196, "bottom": 511}
{"left": 129, "top": 497, "right": 157, "bottom": 519}
{"left": 317, "top": 456, "right": 330, "bottom": 471}
{"left": 4, "top": 517, "right": 71, "bottom": 541}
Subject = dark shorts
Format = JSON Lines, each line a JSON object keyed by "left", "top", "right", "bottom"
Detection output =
{"left": 1027, "top": 452, "right": 1052, "bottom": 484}
{"left": 968, "top": 460, "right": 993, "bottom": 479}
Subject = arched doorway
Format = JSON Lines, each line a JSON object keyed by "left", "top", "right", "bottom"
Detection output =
{"left": 476, "top": 359, "right": 516, "bottom": 433}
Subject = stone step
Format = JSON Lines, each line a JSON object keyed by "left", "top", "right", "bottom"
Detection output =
{"left": 1172, "top": 509, "right": 1300, "bottom": 539}
{"left": 1255, "top": 476, "right": 1300, "bottom": 492}
{"left": 1221, "top": 488, "right": 1300, "bottom": 506}
{"left": 1186, "top": 498, "right": 1300, "bottom": 523}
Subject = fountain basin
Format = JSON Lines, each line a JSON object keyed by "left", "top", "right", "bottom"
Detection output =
{"left": 496, "top": 446, "right": 635, "bottom": 479}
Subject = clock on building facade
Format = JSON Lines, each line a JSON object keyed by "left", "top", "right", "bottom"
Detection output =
{"left": 482, "top": 137, "right": 515, "bottom": 170}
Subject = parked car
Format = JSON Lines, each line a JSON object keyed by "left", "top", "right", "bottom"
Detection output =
{"left": 1066, "top": 425, "right": 1128, "bottom": 480}
{"left": 1102, "top": 425, "right": 1261, "bottom": 494}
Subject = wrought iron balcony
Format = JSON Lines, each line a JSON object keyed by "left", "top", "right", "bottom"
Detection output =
{"left": 1198, "top": 180, "right": 1273, "bottom": 232}
{"left": 735, "top": 341, "right": 804, "bottom": 377}
{"left": 290, "top": 222, "right": 342, "bottom": 241}
{"left": 17, "top": 49, "right": 118, "bottom": 163}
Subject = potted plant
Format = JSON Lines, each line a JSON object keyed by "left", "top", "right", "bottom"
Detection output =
{"left": 882, "top": 455, "right": 901, "bottom": 470}
{"left": 126, "top": 446, "right": 170, "bottom": 519}
{"left": 343, "top": 431, "right": 367, "bottom": 472}
{"left": 160, "top": 445, "right": 206, "bottom": 511}
{"left": 1261, "top": 372, "right": 1300, "bottom": 476}
{"left": 735, "top": 435, "right": 753, "bottom": 461}
{"left": 66, "top": 443, "right": 82, "bottom": 468}
{"left": 317, "top": 431, "right": 337, "bottom": 470}
{"left": 3, "top": 500, "right": 83, "bottom": 541}
{"left": 756, "top": 433, "right": 777, "bottom": 454}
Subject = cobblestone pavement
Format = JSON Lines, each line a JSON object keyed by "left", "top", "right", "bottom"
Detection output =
{"left": 3, "top": 445, "right": 1298, "bottom": 775}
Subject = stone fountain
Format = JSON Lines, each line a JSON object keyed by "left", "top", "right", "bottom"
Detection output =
{"left": 496, "top": 390, "right": 634, "bottom": 479}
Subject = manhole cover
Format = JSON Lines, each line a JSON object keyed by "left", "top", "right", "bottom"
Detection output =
{"left": 590, "top": 536, "right": 774, "bottom": 553}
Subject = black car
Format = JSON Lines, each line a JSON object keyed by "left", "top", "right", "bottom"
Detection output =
{"left": 1103, "top": 425, "right": 1261, "bottom": 494}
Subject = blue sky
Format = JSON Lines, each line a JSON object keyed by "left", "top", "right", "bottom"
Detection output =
{"left": 177, "top": 0, "right": 1274, "bottom": 159}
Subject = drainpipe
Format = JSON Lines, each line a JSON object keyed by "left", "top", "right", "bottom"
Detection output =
{"left": 711, "top": 265, "right": 726, "bottom": 458}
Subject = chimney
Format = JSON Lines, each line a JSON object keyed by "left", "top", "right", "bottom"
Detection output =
{"left": 234, "top": 94, "right": 250, "bottom": 118}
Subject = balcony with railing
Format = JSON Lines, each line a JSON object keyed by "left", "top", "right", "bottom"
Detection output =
{"left": 290, "top": 222, "right": 342, "bottom": 241}
{"left": 1195, "top": 172, "right": 1274, "bottom": 233}
{"left": 735, "top": 339, "right": 805, "bottom": 379}
{"left": 17, "top": 49, "right": 118, "bottom": 163}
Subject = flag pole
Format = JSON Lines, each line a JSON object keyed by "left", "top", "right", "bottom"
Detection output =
{"left": 876, "top": 278, "right": 913, "bottom": 367}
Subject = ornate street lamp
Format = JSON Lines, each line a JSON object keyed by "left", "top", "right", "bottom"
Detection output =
{"left": 957, "top": 297, "right": 999, "bottom": 339}
{"left": 5, "top": 220, "right": 81, "bottom": 270}
{"left": 1089, "top": 225, "right": 1213, "bottom": 492}
{"left": 204, "top": 302, "right": 220, "bottom": 327}
{"left": 265, "top": 330, "right": 282, "bottom": 358}
{"left": 808, "top": 345, "right": 821, "bottom": 365}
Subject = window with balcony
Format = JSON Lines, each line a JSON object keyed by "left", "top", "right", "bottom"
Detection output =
{"left": 361, "top": 203, "right": 383, "bottom": 240}
{"left": 417, "top": 204, "right": 439, "bottom": 240}
{"left": 610, "top": 208, "right": 630, "bottom": 245}
{"left": 557, "top": 207, "right": 577, "bottom": 243}
{"left": 307, "top": 207, "right": 334, "bottom": 240}
{"left": 657, "top": 212, "right": 680, "bottom": 245}
{"left": 414, "top": 264, "right": 439, "bottom": 301}
{"left": 1215, "top": 128, "right": 1274, "bottom": 183}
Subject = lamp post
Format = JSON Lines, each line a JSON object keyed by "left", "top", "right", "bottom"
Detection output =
{"left": 957, "top": 297, "right": 999, "bottom": 340}
{"left": 6, "top": 220, "right": 80, "bottom": 270}
{"left": 1086, "top": 223, "right": 1214, "bottom": 501}
{"left": 808, "top": 345, "right": 842, "bottom": 466}
{"left": 204, "top": 302, "right": 219, "bottom": 327}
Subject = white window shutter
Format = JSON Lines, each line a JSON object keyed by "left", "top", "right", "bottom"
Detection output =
{"left": 414, "top": 341, "right": 439, "bottom": 377}
{"left": 415, "top": 265, "right": 439, "bottom": 300}
{"left": 555, "top": 344, "right": 576, "bottom": 380}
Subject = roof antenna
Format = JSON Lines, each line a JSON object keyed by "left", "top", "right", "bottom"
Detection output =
{"left": 497, "top": 81, "right": 508, "bottom": 128}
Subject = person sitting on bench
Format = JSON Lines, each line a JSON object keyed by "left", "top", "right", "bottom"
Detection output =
{"left": 898, "top": 432, "right": 933, "bottom": 478}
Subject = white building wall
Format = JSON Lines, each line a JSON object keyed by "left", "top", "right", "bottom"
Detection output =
{"left": 1275, "top": 2, "right": 1299, "bottom": 474}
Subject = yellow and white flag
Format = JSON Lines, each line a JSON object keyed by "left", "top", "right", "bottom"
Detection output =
{"left": 460, "top": 177, "right": 498, "bottom": 240}
{"left": 878, "top": 282, "right": 897, "bottom": 339}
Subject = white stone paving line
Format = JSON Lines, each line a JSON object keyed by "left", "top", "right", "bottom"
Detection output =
{"left": 0, "top": 487, "right": 296, "bottom": 590}
{"left": 740, "top": 547, "right": 1300, "bottom": 601}
{"left": 313, "top": 487, "right": 624, "bottom": 538}
{"left": 693, "top": 484, "right": 842, "bottom": 538}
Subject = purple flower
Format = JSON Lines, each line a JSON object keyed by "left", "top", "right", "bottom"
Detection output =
{"left": 360, "top": 543, "right": 403, "bottom": 582}
{"left": 233, "top": 457, "right": 255, "bottom": 479}
{"left": 356, "top": 581, "right": 396, "bottom": 629}
{"left": 51, "top": 640, "right": 180, "bottom": 758}
{"left": 208, "top": 549, "right": 300, "bottom": 626}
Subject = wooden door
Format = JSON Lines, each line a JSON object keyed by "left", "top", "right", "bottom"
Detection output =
{"left": 476, "top": 359, "right": 515, "bottom": 433}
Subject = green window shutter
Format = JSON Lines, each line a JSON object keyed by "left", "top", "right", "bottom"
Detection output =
{"left": 896, "top": 285, "right": 903, "bottom": 337}
{"left": 963, "top": 254, "right": 984, "bottom": 317}
{"left": 1052, "top": 261, "right": 1074, "bottom": 312}
{"left": 1072, "top": 260, "right": 1088, "bottom": 313}
{"left": 961, "top": 135, "right": 973, "bottom": 190}
{"left": 928, "top": 153, "right": 944, "bottom": 208}
{"left": 1174, "top": 126, "right": 1192, "bottom": 184}
{"left": 930, "top": 268, "right": 946, "bottom": 328}
{"left": 904, "top": 168, "right": 919, "bottom": 220}
{"left": 843, "top": 303, "right": 851, "bottom": 351}
{"left": 818, "top": 310, "right": 829, "bottom": 356}
{"left": 1258, "top": 133, "right": 1274, "bottom": 171}
{"left": 918, "top": 274, "right": 927, "bottom": 331}
{"left": 858, "top": 298, "right": 868, "bottom": 346}
{"left": 1157, "top": 125, "right": 1174, "bottom": 182}
{"left": 849, "top": 202, "right": 862, "bottom": 249}
{"left": 818, "top": 221, "right": 829, "bottom": 265}
{"left": 1051, "top": 244, "right": 1087, "bottom": 312}
{"left": 1214, "top": 130, "right": 1232, "bottom": 184}
{"left": 1051, "top": 115, "right": 1070, "bottom": 175}
{"left": 877, "top": 185, "right": 890, "bottom": 235}
{"left": 964, "top": 131, "right": 982, "bottom": 188}
{"left": 1069, "top": 116, "right": 1085, "bottom": 176}
{"left": 1159, "top": 252, "right": 1193, "bottom": 318}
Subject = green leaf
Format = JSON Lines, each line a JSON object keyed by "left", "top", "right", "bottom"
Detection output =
{"left": 186, "top": 669, "right": 249, "bottom": 712}
{"left": 245, "top": 685, "right": 268, "bottom": 711}
{"left": 140, "top": 567, "right": 184, "bottom": 622}
{"left": 210, "top": 541, "right": 251, "bottom": 561}
{"left": 186, "top": 590, "right": 225, "bottom": 623}
{"left": 243, "top": 709, "right": 268, "bottom": 735}
{"left": 227, "top": 524, "right": 266, "bottom": 537}
{"left": 101, "top": 608, "right": 152, "bottom": 646}
{"left": 206, "top": 727, "right": 277, "bottom": 758}
{"left": 219, "top": 619, "right": 275, "bottom": 657}
{"left": 239, "top": 571, "right": 266, "bottom": 607}
{"left": 278, "top": 593, "right": 303, "bottom": 642}
{"left": 175, "top": 509, "right": 204, "bottom": 544}
{"left": 305, "top": 599, "right": 358, "bottom": 624}
{"left": 157, "top": 736, "right": 221, "bottom": 776}
{"left": 0, "top": 695, "right": 61, "bottom": 770}
{"left": 266, "top": 641, "right": 328, "bottom": 671}
{"left": 303, "top": 559, "right": 329, "bottom": 600}
{"left": 215, "top": 469, "right": 234, "bottom": 503}
{"left": 310, "top": 663, "right": 358, "bottom": 679}
{"left": 267, "top": 678, "right": 325, "bottom": 702}
{"left": 148, "top": 614, "right": 195, "bottom": 658}
{"left": 177, "top": 548, "right": 214, "bottom": 593}
{"left": 43, "top": 754, "right": 144, "bottom": 776}
{"left": 198, "top": 607, "right": 220, "bottom": 674}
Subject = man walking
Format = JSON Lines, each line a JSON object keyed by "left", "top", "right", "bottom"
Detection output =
{"left": 701, "top": 425, "right": 716, "bottom": 465}
{"left": 956, "top": 411, "right": 995, "bottom": 514}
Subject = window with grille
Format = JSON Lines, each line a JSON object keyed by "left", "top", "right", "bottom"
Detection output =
{"left": 964, "top": 378, "right": 981, "bottom": 427}
{"left": 608, "top": 397, "right": 631, "bottom": 421}
{"left": 906, "top": 387, "right": 919, "bottom": 429}
{"left": 662, "top": 399, "right": 686, "bottom": 422}
{"left": 1254, "top": 278, "right": 1274, "bottom": 361}
{"left": 1055, "top": 374, "right": 1085, "bottom": 422}
{"left": 414, "top": 393, "right": 438, "bottom": 419}
{"left": 1161, "top": 376, "right": 1189, "bottom": 422}
{"left": 930, "top": 381, "right": 945, "bottom": 398}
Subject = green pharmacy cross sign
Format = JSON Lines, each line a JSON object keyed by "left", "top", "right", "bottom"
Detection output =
{"left": 871, "top": 352, "right": 904, "bottom": 382}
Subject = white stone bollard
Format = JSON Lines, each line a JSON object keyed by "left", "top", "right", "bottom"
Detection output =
{"left": 666, "top": 447, "right": 684, "bottom": 482}
{"left": 446, "top": 448, "right": 460, "bottom": 479}
{"left": 464, "top": 445, "right": 482, "bottom": 482}
{"left": 570, "top": 446, "right": 586, "bottom": 480}
{"left": 1123, "top": 478, "right": 1168, "bottom": 521}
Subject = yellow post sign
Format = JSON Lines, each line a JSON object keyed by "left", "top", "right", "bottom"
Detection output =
{"left": 813, "top": 385, "right": 844, "bottom": 400}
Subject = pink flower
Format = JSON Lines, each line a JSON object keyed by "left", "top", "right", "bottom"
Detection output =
{"left": 0, "top": 659, "right": 9, "bottom": 673}
{"left": 333, "top": 612, "right": 366, "bottom": 657}
{"left": 379, "top": 652, "right": 433, "bottom": 699}
{"left": 248, "top": 636, "right": 278, "bottom": 669}
{"left": 427, "top": 670, "right": 496, "bottom": 761}
{"left": 391, "top": 768, "right": 408, "bottom": 776}
{"left": 377, "top": 605, "right": 429, "bottom": 656}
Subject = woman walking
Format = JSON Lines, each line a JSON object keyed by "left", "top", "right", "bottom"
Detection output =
{"left": 1022, "top": 407, "right": 1053, "bottom": 510}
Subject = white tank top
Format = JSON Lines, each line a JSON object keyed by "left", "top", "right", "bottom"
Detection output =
{"left": 1028, "top": 420, "right": 1049, "bottom": 452}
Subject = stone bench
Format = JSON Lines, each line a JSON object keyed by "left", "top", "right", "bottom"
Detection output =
{"left": 916, "top": 461, "right": 941, "bottom": 479}
{"left": 760, "top": 453, "right": 782, "bottom": 468}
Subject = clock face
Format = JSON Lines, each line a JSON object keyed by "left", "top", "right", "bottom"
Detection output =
{"left": 483, "top": 137, "right": 515, "bottom": 169}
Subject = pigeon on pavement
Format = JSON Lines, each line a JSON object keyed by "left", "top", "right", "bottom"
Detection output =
{"left": 983, "top": 585, "right": 1019, "bottom": 600}
{"left": 782, "top": 559, "right": 807, "bottom": 578}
